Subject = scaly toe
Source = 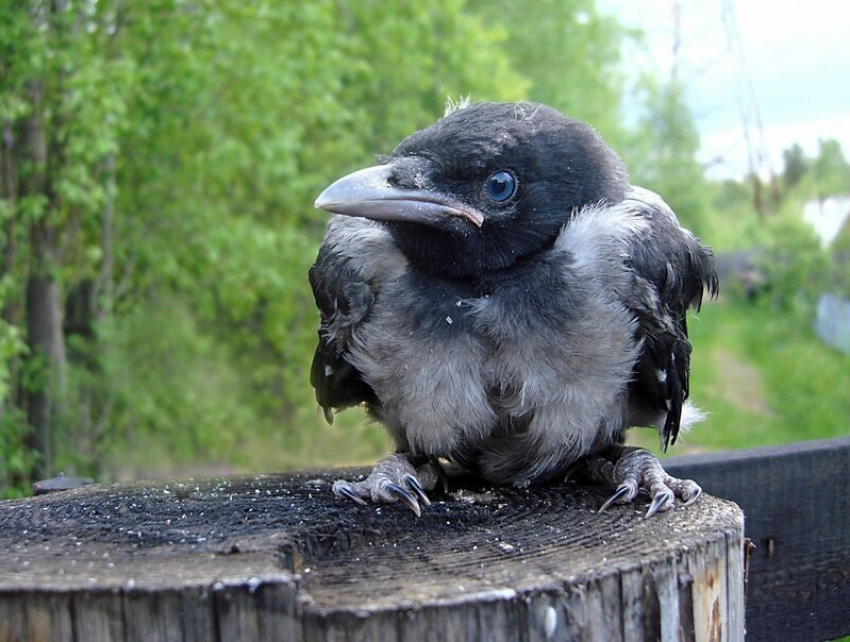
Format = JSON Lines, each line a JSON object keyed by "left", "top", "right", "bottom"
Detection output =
{"left": 330, "top": 454, "right": 438, "bottom": 515}
{"left": 600, "top": 483, "right": 635, "bottom": 512}
{"left": 666, "top": 475, "right": 702, "bottom": 506}
{"left": 594, "top": 446, "right": 703, "bottom": 517}
{"left": 332, "top": 480, "right": 368, "bottom": 505}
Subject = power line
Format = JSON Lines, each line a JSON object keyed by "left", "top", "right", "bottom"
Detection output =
{"left": 718, "top": 0, "right": 773, "bottom": 181}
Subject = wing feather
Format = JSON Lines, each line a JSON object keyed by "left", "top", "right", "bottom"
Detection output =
{"left": 308, "top": 236, "right": 378, "bottom": 423}
{"left": 623, "top": 188, "right": 718, "bottom": 447}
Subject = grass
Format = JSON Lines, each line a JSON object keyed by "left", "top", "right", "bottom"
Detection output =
{"left": 633, "top": 295, "right": 850, "bottom": 456}
{"left": 104, "top": 293, "right": 849, "bottom": 480}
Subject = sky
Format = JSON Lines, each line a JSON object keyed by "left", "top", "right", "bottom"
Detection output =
{"left": 598, "top": 0, "right": 850, "bottom": 179}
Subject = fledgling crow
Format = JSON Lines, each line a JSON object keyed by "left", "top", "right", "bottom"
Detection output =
{"left": 310, "top": 101, "right": 717, "bottom": 517}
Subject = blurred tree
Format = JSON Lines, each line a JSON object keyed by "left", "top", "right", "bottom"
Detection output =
{"left": 782, "top": 143, "right": 808, "bottom": 191}
{"left": 813, "top": 138, "right": 850, "bottom": 199}
{"left": 625, "top": 77, "right": 710, "bottom": 235}
{"left": 0, "top": 0, "right": 135, "bottom": 483}
{"left": 712, "top": 179, "right": 752, "bottom": 212}
{"left": 2, "top": 0, "right": 713, "bottom": 492}
{"left": 0, "top": 0, "right": 532, "bottom": 492}
{"left": 831, "top": 215, "right": 850, "bottom": 297}
{"left": 466, "top": 0, "right": 631, "bottom": 146}
{"left": 757, "top": 210, "right": 830, "bottom": 315}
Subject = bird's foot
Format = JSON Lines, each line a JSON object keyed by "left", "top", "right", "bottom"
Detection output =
{"left": 569, "top": 446, "right": 701, "bottom": 518}
{"left": 332, "top": 454, "right": 442, "bottom": 517}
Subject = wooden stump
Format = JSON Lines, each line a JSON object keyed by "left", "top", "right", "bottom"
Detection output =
{"left": 0, "top": 469, "right": 744, "bottom": 641}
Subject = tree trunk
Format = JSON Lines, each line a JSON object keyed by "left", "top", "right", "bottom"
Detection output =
{"left": 1, "top": 123, "right": 17, "bottom": 295}
{"left": 98, "top": 152, "right": 116, "bottom": 318}
{"left": 24, "top": 273, "right": 66, "bottom": 478}
{"left": 18, "top": 71, "right": 67, "bottom": 481}
{"left": 0, "top": 471, "right": 746, "bottom": 641}
{"left": 1, "top": 123, "right": 19, "bottom": 402}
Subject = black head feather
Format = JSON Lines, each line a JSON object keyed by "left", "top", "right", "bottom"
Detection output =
{"left": 380, "top": 102, "right": 629, "bottom": 280}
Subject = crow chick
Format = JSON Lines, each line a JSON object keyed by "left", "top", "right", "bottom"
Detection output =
{"left": 310, "top": 101, "right": 717, "bottom": 517}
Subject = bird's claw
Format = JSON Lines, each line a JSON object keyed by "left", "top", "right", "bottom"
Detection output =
{"left": 385, "top": 482, "right": 422, "bottom": 516}
{"left": 402, "top": 473, "right": 432, "bottom": 506}
{"left": 579, "top": 447, "right": 702, "bottom": 517}
{"left": 331, "top": 454, "right": 440, "bottom": 516}
{"left": 332, "top": 480, "right": 368, "bottom": 506}
{"left": 645, "top": 486, "right": 675, "bottom": 518}
{"left": 599, "top": 484, "right": 633, "bottom": 512}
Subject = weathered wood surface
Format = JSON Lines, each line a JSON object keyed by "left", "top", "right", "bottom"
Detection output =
{"left": 0, "top": 470, "right": 744, "bottom": 641}
{"left": 666, "top": 436, "right": 850, "bottom": 642}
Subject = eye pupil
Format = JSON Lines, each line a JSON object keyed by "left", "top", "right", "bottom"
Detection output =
{"left": 484, "top": 170, "right": 516, "bottom": 202}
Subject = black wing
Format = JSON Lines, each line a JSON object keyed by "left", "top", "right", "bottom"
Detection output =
{"left": 308, "top": 242, "right": 379, "bottom": 423}
{"left": 624, "top": 189, "right": 718, "bottom": 448}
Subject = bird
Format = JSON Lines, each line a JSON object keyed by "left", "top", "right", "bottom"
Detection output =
{"left": 310, "top": 101, "right": 717, "bottom": 518}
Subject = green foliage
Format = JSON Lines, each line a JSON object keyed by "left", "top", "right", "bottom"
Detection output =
{"left": 813, "top": 139, "right": 850, "bottom": 198}
{"left": 0, "top": 0, "right": 564, "bottom": 491}
{"left": 831, "top": 217, "right": 850, "bottom": 297}
{"left": 782, "top": 143, "right": 808, "bottom": 191}
{"left": 704, "top": 180, "right": 769, "bottom": 251}
{"left": 751, "top": 200, "right": 831, "bottom": 314}
{"left": 777, "top": 138, "right": 850, "bottom": 201}
{"left": 624, "top": 77, "right": 710, "bottom": 235}
{"left": 632, "top": 297, "right": 850, "bottom": 455}
{"left": 0, "top": 278, "right": 26, "bottom": 400}
{"left": 700, "top": 299, "right": 849, "bottom": 445}
{"left": 0, "top": 407, "right": 35, "bottom": 498}
{"left": 2, "top": 1, "right": 844, "bottom": 495}
{"left": 90, "top": 0, "right": 531, "bottom": 479}
{"left": 466, "top": 0, "right": 631, "bottom": 145}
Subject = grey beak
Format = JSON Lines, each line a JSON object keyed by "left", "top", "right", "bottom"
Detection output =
{"left": 315, "top": 164, "right": 484, "bottom": 228}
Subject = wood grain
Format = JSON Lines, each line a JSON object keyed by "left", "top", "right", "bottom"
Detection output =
{"left": 0, "top": 470, "right": 744, "bottom": 641}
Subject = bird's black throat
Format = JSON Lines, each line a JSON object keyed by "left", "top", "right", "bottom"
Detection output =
{"left": 386, "top": 218, "right": 569, "bottom": 297}
{"left": 386, "top": 213, "right": 564, "bottom": 284}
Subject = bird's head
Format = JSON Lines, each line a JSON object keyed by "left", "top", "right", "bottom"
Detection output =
{"left": 315, "top": 102, "right": 629, "bottom": 280}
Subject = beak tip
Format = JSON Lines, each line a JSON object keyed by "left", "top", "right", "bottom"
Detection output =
{"left": 314, "top": 191, "right": 330, "bottom": 211}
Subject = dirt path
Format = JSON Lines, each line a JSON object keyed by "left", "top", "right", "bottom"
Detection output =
{"left": 710, "top": 347, "right": 773, "bottom": 416}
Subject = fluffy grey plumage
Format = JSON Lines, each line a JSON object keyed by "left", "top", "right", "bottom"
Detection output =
{"left": 310, "top": 102, "right": 717, "bottom": 516}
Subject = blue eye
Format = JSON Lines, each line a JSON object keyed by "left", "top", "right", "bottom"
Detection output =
{"left": 483, "top": 170, "right": 516, "bottom": 202}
